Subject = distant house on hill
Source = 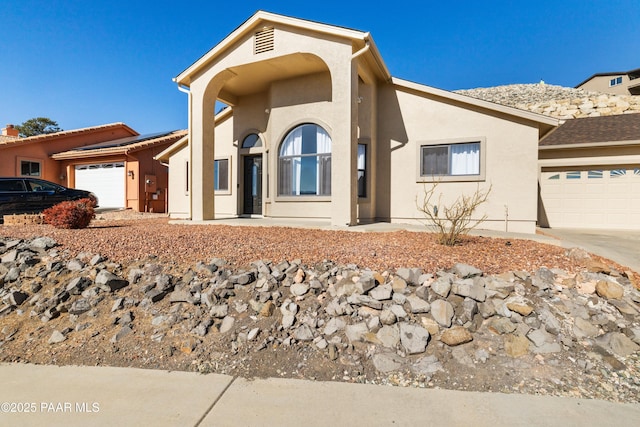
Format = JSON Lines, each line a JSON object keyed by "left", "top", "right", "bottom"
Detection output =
{"left": 576, "top": 67, "right": 640, "bottom": 96}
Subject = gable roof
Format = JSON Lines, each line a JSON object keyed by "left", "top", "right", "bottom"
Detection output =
{"left": 393, "top": 78, "right": 559, "bottom": 136}
{"left": 575, "top": 67, "right": 640, "bottom": 88}
{"left": 174, "top": 10, "right": 391, "bottom": 86}
{"left": 0, "top": 123, "right": 138, "bottom": 148}
{"left": 51, "top": 130, "right": 188, "bottom": 160}
{"left": 539, "top": 114, "right": 640, "bottom": 148}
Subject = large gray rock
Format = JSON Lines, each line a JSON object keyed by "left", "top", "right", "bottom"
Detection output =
{"left": 399, "top": 323, "right": 429, "bottom": 354}
{"left": 406, "top": 295, "right": 430, "bottom": 314}
{"left": 323, "top": 317, "right": 346, "bottom": 335}
{"left": 376, "top": 325, "right": 400, "bottom": 348}
{"left": 345, "top": 322, "right": 368, "bottom": 343}
{"left": 451, "top": 263, "right": 482, "bottom": 278}
{"left": 609, "top": 332, "right": 640, "bottom": 356}
{"left": 373, "top": 352, "right": 405, "bottom": 373}
{"left": 369, "top": 284, "right": 392, "bottom": 301}
{"left": 574, "top": 316, "right": 600, "bottom": 338}
{"left": 451, "top": 278, "right": 486, "bottom": 302}
{"left": 430, "top": 300, "right": 454, "bottom": 327}
{"left": 431, "top": 277, "right": 452, "bottom": 298}
{"left": 95, "top": 270, "right": 128, "bottom": 292}
{"left": 68, "top": 299, "right": 91, "bottom": 315}
{"left": 293, "top": 324, "right": 314, "bottom": 341}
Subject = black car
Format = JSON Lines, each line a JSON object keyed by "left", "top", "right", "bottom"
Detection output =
{"left": 0, "top": 177, "right": 98, "bottom": 219}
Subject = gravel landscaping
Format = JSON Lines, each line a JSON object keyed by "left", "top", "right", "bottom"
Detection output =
{"left": 0, "top": 216, "right": 586, "bottom": 274}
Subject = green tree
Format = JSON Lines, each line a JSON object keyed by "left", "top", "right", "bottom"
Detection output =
{"left": 15, "top": 117, "right": 62, "bottom": 137}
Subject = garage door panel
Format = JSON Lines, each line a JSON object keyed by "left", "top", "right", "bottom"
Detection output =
{"left": 75, "top": 163, "right": 125, "bottom": 208}
{"left": 540, "top": 167, "right": 639, "bottom": 230}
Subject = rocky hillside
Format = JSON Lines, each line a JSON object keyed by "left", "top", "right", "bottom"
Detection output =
{"left": 456, "top": 83, "right": 640, "bottom": 119}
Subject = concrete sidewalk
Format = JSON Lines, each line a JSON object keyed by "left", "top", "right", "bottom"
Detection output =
{"left": 1, "top": 363, "right": 638, "bottom": 426}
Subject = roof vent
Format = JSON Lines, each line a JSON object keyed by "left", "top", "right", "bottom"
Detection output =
{"left": 254, "top": 27, "right": 274, "bottom": 54}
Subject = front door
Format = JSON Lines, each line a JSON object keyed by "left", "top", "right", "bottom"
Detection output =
{"left": 243, "top": 155, "right": 262, "bottom": 215}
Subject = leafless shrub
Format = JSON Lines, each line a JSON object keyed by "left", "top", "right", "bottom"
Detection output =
{"left": 416, "top": 181, "right": 492, "bottom": 246}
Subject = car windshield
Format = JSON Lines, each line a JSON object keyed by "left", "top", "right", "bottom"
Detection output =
{"left": 27, "top": 179, "right": 64, "bottom": 192}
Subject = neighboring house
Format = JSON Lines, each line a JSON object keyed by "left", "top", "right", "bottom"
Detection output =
{"left": 0, "top": 123, "right": 186, "bottom": 212}
{"left": 576, "top": 67, "right": 640, "bottom": 95}
{"left": 538, "top": 114, "right": 640, "bottom": 230}
{"left": 1, "top": 124, "right": 20, "bottom": 143}
{"left": 157, "top": 11, "right": 558, "bottom": 233}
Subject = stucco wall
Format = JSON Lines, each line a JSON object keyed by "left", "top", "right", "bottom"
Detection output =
{"left": 377, "top": 84, "right": 541, "bottom": 233}
{"left": 166, "top": 145, "right": 190, "bottom": 219}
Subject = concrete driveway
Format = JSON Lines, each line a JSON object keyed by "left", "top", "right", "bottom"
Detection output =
{"left": 540, "top": 228, "right": 640, "bottom": 273}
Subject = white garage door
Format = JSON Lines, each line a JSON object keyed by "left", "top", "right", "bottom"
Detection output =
{"left": 540, "top": 166, "right": 640, "bottom": 229}
{"left": 75, "top": 163, "right": 125, "bottom": 208}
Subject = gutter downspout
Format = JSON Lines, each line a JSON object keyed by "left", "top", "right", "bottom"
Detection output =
{"left": 351, "top": 39, "right": 370, "bottom": 60}
{"left": 175, "top": 80, "right": 193, "bottom": 220}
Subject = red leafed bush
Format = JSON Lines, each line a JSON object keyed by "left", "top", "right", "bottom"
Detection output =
{"left": 43, "top": 198, "right": 95, "bottom": 229}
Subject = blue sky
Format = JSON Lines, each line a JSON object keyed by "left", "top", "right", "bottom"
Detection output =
{"left": 1, "top": 0, "right": 638, "bottom": 134}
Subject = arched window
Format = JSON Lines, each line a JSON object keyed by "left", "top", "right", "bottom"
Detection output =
{"left": 278, "top": 124, "right": 331, "bottom": 196}
{"left": 242, "top": 133, "right": 262, "bottom": 148}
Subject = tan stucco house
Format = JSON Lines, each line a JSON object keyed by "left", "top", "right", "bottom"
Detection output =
{"left": 576, "top": 67, "right": 640, "bottom": 96}
{"left": 538, "top": 114, "right": 640, "bottom": 230}
{"left": 158, "top": 11, "right": 558, "bottom": 233}
{"left": 0, "top": 123, "right": 185, "bottom": 212}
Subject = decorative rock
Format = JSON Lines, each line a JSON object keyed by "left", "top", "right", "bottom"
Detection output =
{"left": 379, "top": 309, "right": 397, "bottom": 325}
{"left": 369, "top": 284, "right": 392, "bottom": 301}
{"left": 431, "top": 277, "right": 452, "bottom": 298}
{"left": 489, "top": 317, "right": 517, "bottom": 334}
{"left": 440, "top": 326, "right": 473, "bottom": 346}
{"left": 609, "top": 332, "right": 640, "bottom": 356}
{"left": 111, "top": 325, "right": 133, "bottom": 343}
{"left": 48, "top": 330, "right": 66, "bottom": 344}
{"left": 526, "top": 328, "right": 553, "bottom": 347}
{"left": 420, "top": 317, "right": 440, "bottom": 335}
{"left": 573, "top": 316, "right": 600, "bottom": 338}
{"left": 95, "top": 270, "right": 128, "bottom": 292}
{"left": 411, "top": 355, "right": 443, "bottom": 377}
{"left": 391, "top": 276, "right": 408, "bottom": 293}
{"left": 595, "top": 280, "right": 624, "bottom": 300}
{"left": 66, "top": 277, "right": 91, "bottom": 295}
{"left": 373, "top": 352, "right": 405, "bottom": 373}
{"left": 430, "top": 300, "right": 454, "bottom": 327}
{"left": 294, "top": 324, "right": 314, "bottom": 341}
{"left": 345, "top": 322, "right": 368, "bottom": 343}
{"left": 399, "top": 322, "right": 429, "bottom": 354}
{"left": 451, "top": 279, "right": 486, "bottom": 302}
{"left": 7, "top": 291, "right": 28, "bottom": 306}
{"left": 376, "top": 325, "right": 400, "bottom": 348}
{"left": 290, "top": 282, "right": 310, "bottom": 297}
{"left": 68, "top": 299, "right": 91, "bottom": 315}
{"left": 406, "top": 295, "right": 430, "bottom": 314}
{"left": 219, "top": 316, "right": 235, "bottom": 333}
{"left": 452, "top": 263, "right": 482, "bottom": 278}
{"left": 259, "top": 301, "right": 275, "bottom": 317}
{"left": 506, "top": 302, "right": 533, "bottom": 316}
{"left": 210, "top": 304, "right": 229, "bottom": 318}
{"left": 389, "top": 304, "right": 408, "bottom": 320}
{"left": 504, "top": 334, "right": 529, "bottom": 357}
{"left": 323, "top": 317, "right": 346, "bottom": 335}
